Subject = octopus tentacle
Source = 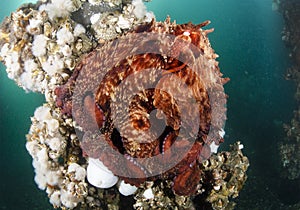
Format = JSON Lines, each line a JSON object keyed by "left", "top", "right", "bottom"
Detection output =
{"left": 173, "top": 163, "right": 202, "bottom": 196}
{"left": 55, "top": 17, "right": 227, "bottom": 196}
{"left": 196, "top": 20, "right": 211, "bottom": 29}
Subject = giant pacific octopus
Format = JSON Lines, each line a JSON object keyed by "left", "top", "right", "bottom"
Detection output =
{"left": 55, "top": 17, "right": 228, "bottom": 196}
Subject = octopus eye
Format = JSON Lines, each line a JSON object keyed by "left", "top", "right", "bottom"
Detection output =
{"left": 183, "top": 31, "right": 190, "bottom": 36}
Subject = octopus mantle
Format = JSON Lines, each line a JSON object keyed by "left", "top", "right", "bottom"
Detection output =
{"left": 55, "top": 17, "right": 228, "bottom": 196}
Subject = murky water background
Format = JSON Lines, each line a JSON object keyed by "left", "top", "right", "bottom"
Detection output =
{"left": 0, "top": 0, "right": 296, "bottom": 209}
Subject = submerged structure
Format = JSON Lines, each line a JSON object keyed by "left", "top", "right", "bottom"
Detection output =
{"left": 277, "top": 0, "right": 300, "bottom": 208}
{"left": 0, "top": 0, "right": 249, "bottom": 209}
{"left": 277, "top": 0, "right": 300, "bottom": 180}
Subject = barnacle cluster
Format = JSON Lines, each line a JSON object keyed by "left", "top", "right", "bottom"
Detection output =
{"left": 0, "top": 0, "right": 249, "bottom": 209}
{"left": 133, "top": 142, "right": 249, "bottom": 210}
{"left": 0, "top": 0, "right": 152, "bottom": 97}
{"left": 0, "top": 2, "right": 93, "bottom": 94}
{"left": 201, "top": 142, "right": 249, "bottom": 210}
{"left": 276, "top": 0, "right": 300, "bottom": 208}
{"left": 277, "top": 0, "right": 300, "bottom": 181}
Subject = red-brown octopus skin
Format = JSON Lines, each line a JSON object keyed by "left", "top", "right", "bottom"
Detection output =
{"left": 55, "top": 17, "right": 228, "bottom": 196}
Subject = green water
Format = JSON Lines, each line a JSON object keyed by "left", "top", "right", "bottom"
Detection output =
{"left": 0, "top": 0, "right": 297, "bottom": 209}
{"left": 0, "top": 1, "right": 50, "bottom": 209}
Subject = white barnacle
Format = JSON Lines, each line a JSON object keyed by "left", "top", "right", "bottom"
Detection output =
{"left": 0, "top": 43, "right": 9, "bottom": 58}
{"left": 26, "top": 17, "right": 43, "bottom": 35}
{"left": 47, "top": 137, "right": 62, "bottom": 151}
{"left": 5, "top": 51, "right": 21, "bottom": 79}
{"left": 74, "top": 167, "right": 86, "bottom": 181}
{"left": 117, "top": 15, "right": 131, "bottom": 30}
{"left": 25, "top": 140, "right": 41, "bottom": 157}
{"left": 132, "top": 0, "right": 147, "bottom": 19}
{"left": 41, "top": 55, "right": 64, "bottom": 76}
{"left": 213, "top": 185, "right": 221, "bottom": 191}
{"left": 56, "top": 27, "right": 74, "bottom": 46}
{"left": 32, "top": 34, "right": 48, "bottom": 57}
{"left": 46, "top": 118, "right": 59, "bottom": 133}
{"left": 34, "top": 105, "right": 52, "bottom": 122}
{"left": 60, "top": 45, "right": 72, "bottom": 57}
{"left": 90, "top": 13, "right": 101, "bottom": 25}
{"left": 218, "top": 128, "right": 225, "bottom": 138}
{"left": 49, "top": 191, "right": 61, "bottom": 207}
{"left": 20, "top": 72, "right": 35, "bottom": 91}
{"left": 46, "top": 170, "right": 61, "bottom": 186}
{"left": 143, "top": 188, "right": 154, "bottom": 199}
{"left": 118, "top": 180, "right": 138, "bottom": 196}
{"left": 40, "top": 0, "right": 75, "bottom": 20}
{"left": 86, "top": 158, "right": 118, "bottom": 188}
{"left": 24, "top": 59, "right": 38, "bottom": 72}
{"left": 60, "top": 189, "right": 80, "bottom": 209}
{"left": 73, "top": 24, "right": 86, "bottom": 37}
{"left": 210, "top": 141, "right": 219, "bottom": 154}
{"left": 144, "top": 11, "right": 155, "bottom": 23}
{"left": 34, "top": 171, "right": 47, "bottom": 190}
{"left": 68, "top": 163, "right": 87, "bottom": 181}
